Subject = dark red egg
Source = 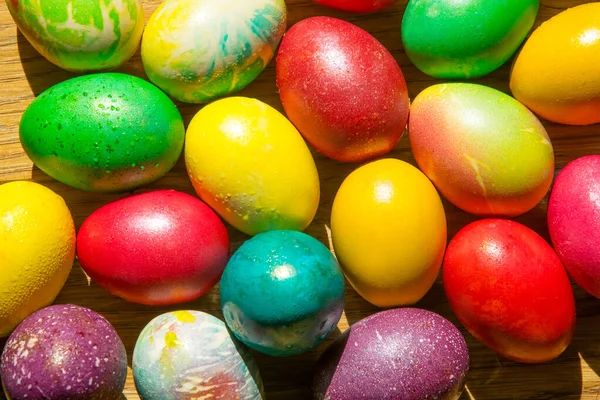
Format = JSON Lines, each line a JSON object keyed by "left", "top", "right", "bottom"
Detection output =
{"left": 443, "top": 219, "right": 575, "bottom": 364}
{"left": 77, "top": 190, "right": 229, "bottom": 305}
{"left": 276, "top": 16, "right": 409, "bottom": 162}
{"left": 314, "top": 0, "right": 397, "bottom": 13}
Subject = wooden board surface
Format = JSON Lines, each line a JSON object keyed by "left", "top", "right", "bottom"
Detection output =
{"left": 1, "top": 0, "right": 600, "bottom": 398}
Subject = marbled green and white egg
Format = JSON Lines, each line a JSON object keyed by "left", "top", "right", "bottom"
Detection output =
{"left": 141, "top": 0, "right": 287, "bottom": 103}
{"left": 5, "top": 0, "right": 144, "bottom": 72}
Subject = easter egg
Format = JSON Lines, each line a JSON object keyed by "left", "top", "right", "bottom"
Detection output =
{"left": 314, "top": 0, "right": 397, "bottom": 13}
{"left": 548, "top": 155, "right": 600, "bottom": 298}
{"left": 510, "top": 3, "right": 600, "bottom": 125}
{"left": 313, "top": 308, "right": 469, "bottom": 400}
{"left": 77, "top": 190, "right": 229, "bottom": 306}
{"left": 133, "top": 311, "right": 264, "bottom": 400}
{"left": 443, "top": 219, "right": 576, "bottom": 363}
{"left": 409, "top": 83, "right": 554, "bottom": 217}
{"left": 142, "top": 0, "right": 286, "bottom": 103}
{"left": 6, "top": 0, "right": 144, "bottom": 72}
{"left": 402, "top": 0, "right": 538, "bottom": 79}
{"left": 0, "top": 181, "right": 75, "bottom": 337}
{"left": 1, "top": 304, "right": 127, "bottom": 400}
{"left": 20, "top": 73, "right": 185, "bottom": 192}
{"left": 276, "top": 17, "right": 409, "bottom": 162}
{"left": 331, "top": 159, "right": 446, "bottom": 308}
{"left": 185, "top": 97, "right": 320, "bottom": 236}
{"left": 220, "top": 230, "right": 345, "bottom": 356}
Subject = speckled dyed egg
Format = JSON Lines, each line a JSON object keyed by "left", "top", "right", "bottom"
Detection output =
{"left": 549, "top": 156, "right": 600, "bottom": 298}
{"left": 6, "top": 0, "right": 144, "bottom": 72}
{"left": 220, "top": 230, "right": 345, "bottom": 357}
{"left": 20, "top": 73, "right": 185, "bottom": 192}
{"left": 313, "top": 308, "right": 469, "bottom": 400}
{"left": 409, "top": 83, "right": 554, "bottom": 217}
{"left": 276, "top": 16, "right": 409, "bottom": 162}
{"left": 185, "top": 97, "right": 320, "bottom": 236}
{"left": 314, "top": 0, "right": 397, "bottom": 13}
{"left": 331, "top": 159, "right": 447, "bottom": 308}
{"left": 444, "top": 219, "right": 575, "bottom": 363}
{"left": 77, "top": 190, "right": 229, "bottom": 305}
{"left": 402, "top": 0, "right": 538, "bottom": 79}
{"left": 0, "top": 304, "right": 127, "bottom": 400}
{"left": 133, "top": 311, "right": 264, "bottom": 400}
{"left": 142, "top": 0, "right": 286, "bottom": 103}
{"left": 510, "top": 3, "right": 600, "bottom": 125}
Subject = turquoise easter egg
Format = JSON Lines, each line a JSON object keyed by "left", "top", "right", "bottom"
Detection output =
{"left": 20, "top": 73, "right": 185, "bottom": 192}
{"left": 133, "top": 310, "right": 265, "bottom": 400}
{"left": 401, "top": 0, "right": 539, "bottom": 79}
{"left": 220, "top": 230, "right": 345, "bottom": 357}
{"left": 141, "top": 0, "right": 287, "bottom": 103}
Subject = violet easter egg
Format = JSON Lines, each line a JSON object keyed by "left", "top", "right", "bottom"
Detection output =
{"left": 402, "top": 0, "right": 538, "bottom": 79}
{"left": 510, "top": 3, "right": 600, "bottom": 125}
{"left": 185, "top": 97, "right": 320, "bottom": 236}
{"left": 5, "top": 0, "right": 144, "bottom": 72}
{"left": 331, "top": 159, "right": 447, "bottom": 308}
{"left": 133, "top": 311, "right": 264, "bottom": 400}
{"left": 19, "top": 73, "right": 185, "bottom": 193}
{"left": 444, "top": 219, "right": 576, "bottom": 363}
{"left": 276, "top": 16, "right": 409, "bottom": 162}
{"left": 220, "top": 230, "right": 345, "bottom": 357}
{"left": 77, "top": 190, "right": 229, "bottom": 306}
{"left": 409, "top": 83, "right": 554, "bottom": 217}
{"left": 313, "top": 308, "right": 469, "bottom": 400}
{"left": 314, "top": 0, "right": 397, "bottom": 13}
{"left": 549, "top": 156, "right": 600, "bottom": 298}
{"left": 142, "top": 0, "right": 286, "bottom": 104}
{"left": 0, "top": 304, "right": 127, "bottom": 400}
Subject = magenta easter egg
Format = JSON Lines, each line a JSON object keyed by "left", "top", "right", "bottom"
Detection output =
{"left": 276, "top": 17, "right": 409, "bottom": 162}
{"left": 549, "top": 155, "right": 600, "bottom": 298}
{"left": 313, "top": 308, "right": 469, "bottom": 400}
{"left": 314, "top": 0, "right": 397, "bottom": 13}
{"left": 77, "top": 190, "right": 229, "bottom": 306}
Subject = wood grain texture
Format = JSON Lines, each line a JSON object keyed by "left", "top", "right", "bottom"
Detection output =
{"left": 1, "top": 0, "right": 600, "bottom": 399}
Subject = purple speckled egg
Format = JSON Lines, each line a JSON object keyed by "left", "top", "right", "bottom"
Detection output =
{"left": 0, "top": 304, "right": 127, "bottom": 400}
{"left": 313, "top": 308, "right": 469, "bottom": 400}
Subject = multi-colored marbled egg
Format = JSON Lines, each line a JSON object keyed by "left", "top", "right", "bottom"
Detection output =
{"left": 6, "top": 0, "right": 144, "bottom": 72}
{"left": 133, "top": 311, "right": 264, "bottom": 400}
{"left": 142, "top": 0, "right": 286, "bottom": 103}
{"left": 409, "top": 83, "right": 554, "bottom": 217}
{"left": 20, "top": 73, "right": 185, "bottom": 192}
{"left": 220, "top": 230, "right": 345, "bottom": 357}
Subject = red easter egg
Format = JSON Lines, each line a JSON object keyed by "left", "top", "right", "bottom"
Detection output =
{"left": 77, "top": 190, "right": 229, "bottom": 305}
{"left": 443, "top": 219, "right": 575, "bottom": 363}
{"left": 314, "top": 0, "right": 397, "bottom": 13}
{"left": 276, "top": 16, "right": 409, "bottom": 162}
{"left": 549, "top": 155, "right": 600, "bottom": 298}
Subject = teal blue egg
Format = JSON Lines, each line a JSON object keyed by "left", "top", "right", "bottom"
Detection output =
{"left": 220, "top": 230, "right": 345, "bottom": 357}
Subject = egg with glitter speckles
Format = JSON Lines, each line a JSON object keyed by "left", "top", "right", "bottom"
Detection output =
{"left": 0, "top": 304, "right": 127, "bottom": 400}
{"left": 220, "top": 230, "right": 345, "bottom": 357}
{"left": 19, "top": 73, "right": 185, "bottom": 193}
{"left": 409, "top": 83, "right": 554, "bottom": 217}
{"left": 133, "top": 310, "right": 265, "bottom": 400}
{"left": 142, "top": 0, "right": 286, "bottom": 104}
{"left": 276, "top": 16, "right": 410, "bottom": 162}
{"left": 313, "top": 308, "right": 469, "bottom": 400}
{"left": 77, "top": 190, "right": 230, "bottom": 306}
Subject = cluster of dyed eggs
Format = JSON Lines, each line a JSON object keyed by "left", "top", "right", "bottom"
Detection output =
{"left": 2, "top": 0, "right": 600, "bottom": 399}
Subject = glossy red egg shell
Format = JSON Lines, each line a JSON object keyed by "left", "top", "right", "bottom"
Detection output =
{"left": 276, "top": 16, "right": 409, "bottom": 162}
{"left": 314, "top": 0, "right": 397, "bottom": 13}
{"left": 443, "top": 219, "right": 575, "bottom": 363}
{"left": 77, "top": 190, "right": 229, "bottom": 305}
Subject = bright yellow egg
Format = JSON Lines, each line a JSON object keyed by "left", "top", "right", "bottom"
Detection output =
{"left": 331, "top": 159, "right": 447, "bottom": 308}
{"left": 185, "top": 97, "right": 320, "bottom": 236}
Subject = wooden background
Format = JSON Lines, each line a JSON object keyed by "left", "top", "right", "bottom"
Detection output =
{"left": 1, "top": 0, "right": 599, "bottom": 398}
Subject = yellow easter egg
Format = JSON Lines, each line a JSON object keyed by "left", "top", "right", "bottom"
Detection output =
{"left": 331, "top": 159, "right": 447, "bottom": 308}
{"left": 0, "top": 181, "right": 75, "bottom": 336}
{"left": 185, "top": 97, "right": 320, "bottom": 236}
{"left": 510, "top": 3, "right": 600, "bottom": 125}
